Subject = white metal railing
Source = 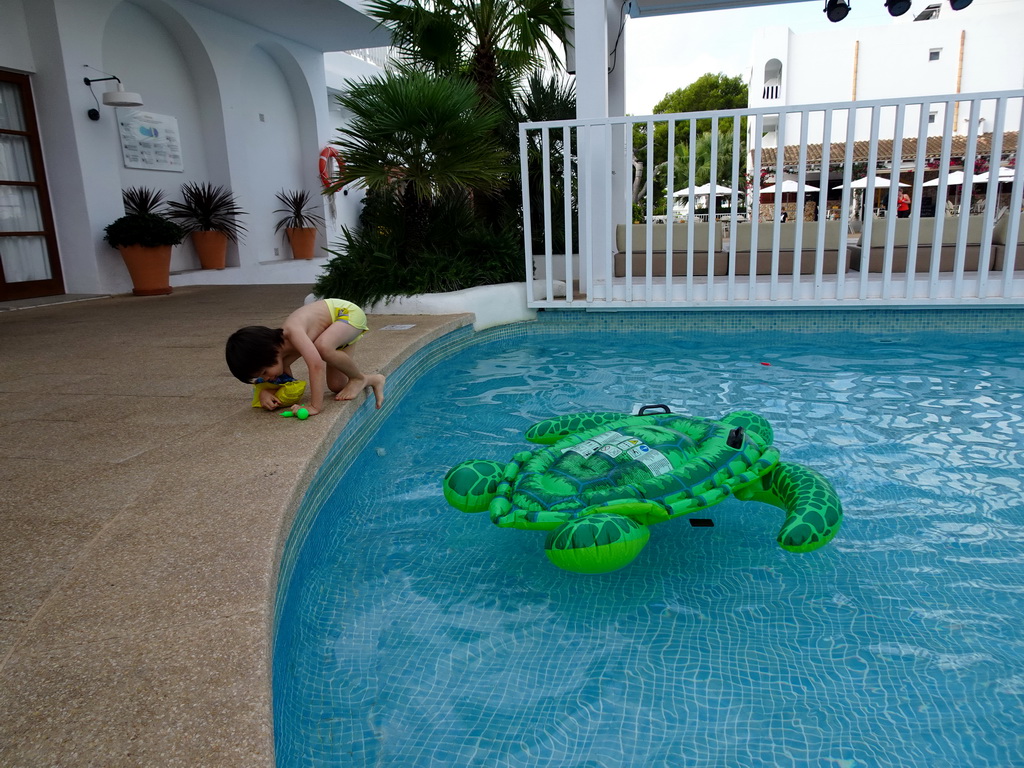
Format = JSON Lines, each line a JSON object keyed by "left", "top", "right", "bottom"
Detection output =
{"left": 346, "top": 47, "right": 391, "bottom": 69}
{"left": 521, "top": 89, "right": 1024, "bottom": 309}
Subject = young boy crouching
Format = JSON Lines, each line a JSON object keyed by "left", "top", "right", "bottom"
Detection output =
{"left": 225, "top": 298, "right": 385, "bottom": 417}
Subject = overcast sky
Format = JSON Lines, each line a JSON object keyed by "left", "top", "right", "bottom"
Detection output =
{"left": 622, "top": 0, "right": 911, "bottom": 115}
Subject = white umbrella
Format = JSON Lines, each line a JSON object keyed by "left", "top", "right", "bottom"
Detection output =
{"left": 922, "top": 170, "right": 988, "bottom": 213}
{"left": 833, "top": 175, "right": 909, "bottom": 189}
{"left": 673, "top": 182, "right": 734, "bottom": 197}
{"left": 922, "top": 170, "right": 980, "bottom": 187}
{"left": 974, "top": 167, "right": 1017, "bottom": 183}
{"left": 760, "top": 179, "right": 819, "bottom": 193}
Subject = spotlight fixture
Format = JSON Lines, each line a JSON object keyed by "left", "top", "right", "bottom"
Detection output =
{"left": 823, "top": 0, "right": 851, "bottom": 23}
{"left": 83, "top": 75, "right": 143, "bottom": 120}
{"left": 885, "top": 0, "right": 912, "bottom": 15}
{"left": 949, "top": 0, "right": 972, "bottom": 9}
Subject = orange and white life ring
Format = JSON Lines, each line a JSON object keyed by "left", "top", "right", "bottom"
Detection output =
{"left": 319, "top": 146, "right": 343, "bottom": 189}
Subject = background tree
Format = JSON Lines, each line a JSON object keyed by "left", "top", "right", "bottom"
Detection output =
{"left": 654, "top": 72, "right": 748, "bottom": 137}
{"left": 669, "top": 130, "right": 738, "bottom": 190}
{"left": 632, "top": 73, "right": 749, "bottom": 218}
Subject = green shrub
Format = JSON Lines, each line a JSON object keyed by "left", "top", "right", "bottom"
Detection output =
{"left": 104, "top": 213, "right": 185, "bottom": 248}
{"left": 314, "top": 191, "right": 523, "bottom": 306}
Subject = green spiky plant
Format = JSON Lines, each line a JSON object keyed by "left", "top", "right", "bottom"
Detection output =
{"left": 122, "top": 186, "right": 169, "bottom": 216}
{"left": 273, "top": 190, "right": 326, "bottom": 233}
{"left": 165, "top": 182, "right": 248, "bottom": 242}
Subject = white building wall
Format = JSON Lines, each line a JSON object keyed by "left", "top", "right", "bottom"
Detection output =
{"left": 1, "top": 0, "right": 381, "bottom": 297}
{"left": 749, "top": 2, "right": 1024, "bottom": 149}
{"left": 323, "top": 52, "right": 387, "bottom": 246}
{"left": 102, "top": 2, "right": 212, "bottom": 277}
{"left": 0, "top": 0, "right": 35, "bottom": 72}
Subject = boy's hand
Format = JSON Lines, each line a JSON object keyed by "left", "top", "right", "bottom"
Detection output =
{"left": 258, "top": 388, "right": 282, "bottom": 410}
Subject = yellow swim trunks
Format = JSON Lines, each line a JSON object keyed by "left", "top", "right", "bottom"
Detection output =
{"left": 323, "top": 298, "right": 368, "bottom": 348}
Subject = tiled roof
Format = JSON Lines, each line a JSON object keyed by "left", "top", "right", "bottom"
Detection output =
{"left": 758, "top": 131, "right": 1018, "bottom": 166}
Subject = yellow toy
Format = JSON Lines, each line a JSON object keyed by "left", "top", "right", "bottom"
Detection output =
{"left": 251, "top": 379, "right": 307, "bottom": 408}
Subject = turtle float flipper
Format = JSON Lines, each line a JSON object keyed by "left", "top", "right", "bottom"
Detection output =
{"left": 443, "top": 459, "right": 506, "bottom": 513}
{"left": 736, "top": 462, "right": 843, "bottom": 553}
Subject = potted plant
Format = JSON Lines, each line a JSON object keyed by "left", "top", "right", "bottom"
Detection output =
{"left": 165, "top": 182, "right": 247, "bottom": 270}
{"left": 104, "top": 187, "right": 184, "bottom": 296}
{"left": 273, "top": 189, "right": 326, "bottom": 260}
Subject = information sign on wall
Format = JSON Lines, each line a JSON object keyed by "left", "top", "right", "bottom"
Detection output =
{"left": 116, "top": 109, "right": 184, "bottom": 172}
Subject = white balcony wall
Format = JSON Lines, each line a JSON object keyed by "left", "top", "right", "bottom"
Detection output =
{"left": 748, "top": 3, "right": 1024, "bottom": 148}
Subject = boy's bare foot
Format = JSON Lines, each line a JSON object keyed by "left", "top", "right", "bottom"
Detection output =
{"left": 334, "top": 374, "right": 385, "bottom": 409}
{"left": 367, "top": 373, "right": 385, "bottom": 409}
{"left": 335, "top": 375, "right": 366, "bottom": 402}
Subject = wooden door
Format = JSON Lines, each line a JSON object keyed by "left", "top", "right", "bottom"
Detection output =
{"left": 0, "top": 70, "right": 63, "bottom": 300}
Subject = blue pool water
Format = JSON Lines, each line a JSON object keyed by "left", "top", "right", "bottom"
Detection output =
{"left": 274, "top": 323, "right": 1024, "bottom": 767}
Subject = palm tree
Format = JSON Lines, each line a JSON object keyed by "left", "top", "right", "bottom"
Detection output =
{"left": 367, "top": 0, "right": 571, "bottom": 106}
{"left": 367, "top": 0, "right": 571, "bottom": 229}
{"left": 330, "top": 71, "right": 507, "bottom": 257}
{"left": 670, "top": 131, "right": 738, "bottom": 190}
{"left": 514, "top": 71, "right": 577, "bottom": 252}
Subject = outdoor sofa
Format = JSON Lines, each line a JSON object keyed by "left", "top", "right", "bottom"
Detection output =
{"left": 613, "top": 222, "right": 725, "bottom": 277}
{"left": 726, "top": 221, "right": 847, "bottom": 275}
{"left": 992, "top": 210, "right": 1023, "bottom": 271}
{"left": 847, "top": 215, "right": 992, "bottom": 273}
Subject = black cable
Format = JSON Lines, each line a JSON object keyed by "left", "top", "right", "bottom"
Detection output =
{"left": 608, "top": 0, "right": 629, "bottom": 75}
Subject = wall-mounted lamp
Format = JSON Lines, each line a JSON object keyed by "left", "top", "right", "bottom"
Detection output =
{"left": 84, "top": 75, "right": 143, "bottom": 120}
{"left": 824, "top": 0, "right": 850, "bottom": 22}
{"left": 885, "top": 0, "right": 912, "bottom": 16}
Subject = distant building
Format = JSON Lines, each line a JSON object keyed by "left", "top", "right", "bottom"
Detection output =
{"left": 747, "top": 1, "right": 1022, "bottom": 154}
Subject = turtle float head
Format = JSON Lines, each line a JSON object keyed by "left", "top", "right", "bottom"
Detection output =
{"left": 721, "top": 410, "right": 774, "bottom": 447}
{"left": 443, "top": 460, "right": 505, "bottom": 513}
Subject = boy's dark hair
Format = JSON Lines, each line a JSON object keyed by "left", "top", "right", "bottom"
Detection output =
{"left": 225, "top": 326, "right": 285, "bottom": 382}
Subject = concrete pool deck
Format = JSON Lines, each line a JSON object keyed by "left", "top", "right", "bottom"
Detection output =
{"left": 0, "top": 285, "right": 473, "bottom": 767}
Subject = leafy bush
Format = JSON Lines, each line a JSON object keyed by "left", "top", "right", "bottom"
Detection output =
{"left": 104, "top": 213, "right": 185, "bottom": 248}
{"left": 314, "top": 191, "right": 523, "bottom": 307}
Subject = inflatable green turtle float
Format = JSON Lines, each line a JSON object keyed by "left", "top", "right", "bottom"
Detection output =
{"left": 442, "top": 406, "right": 843, "bottom": 574}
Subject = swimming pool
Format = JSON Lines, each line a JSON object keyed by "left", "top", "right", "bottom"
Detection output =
{"left": 274, "top": 311, "right": 1024, "bottom": 767}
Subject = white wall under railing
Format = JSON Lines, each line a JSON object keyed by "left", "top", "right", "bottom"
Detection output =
{"left": 521, "top": 89, "right": 1024, "bottom": 310}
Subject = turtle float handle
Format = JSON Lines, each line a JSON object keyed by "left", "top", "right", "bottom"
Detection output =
{"left": 638, "top": 404, "right": 672, "bottom": 415}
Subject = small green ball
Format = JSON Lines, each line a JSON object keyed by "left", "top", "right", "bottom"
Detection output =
{"left": 296, "top": 408, "right": 309, "bottom": 420}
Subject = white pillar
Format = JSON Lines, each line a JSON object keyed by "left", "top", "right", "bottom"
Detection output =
{"left": 571, "top": 0, "right": 626, "bottom": 293}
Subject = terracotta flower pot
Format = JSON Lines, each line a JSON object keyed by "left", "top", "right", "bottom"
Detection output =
{"left": 285, "top": 227, "right": 318, "bottom": 260}
{"left": 118, "top": 244, "right": 173, "bottom": 296}
{"left": 191, "top": 230, "right": 229, "bottom": 270}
